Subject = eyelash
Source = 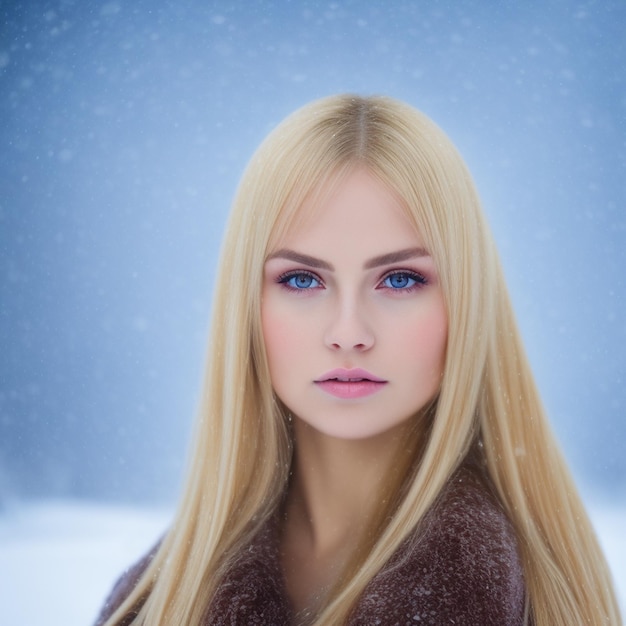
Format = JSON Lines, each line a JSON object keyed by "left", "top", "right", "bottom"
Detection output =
{"left": 276, "top": 270, "right": 324, "bottom": 292}
{"left": 276, "top": 269, "right": 428, "bottom": 293}
{"left": 378, "top": 270, "right": 428, "bottom": 292}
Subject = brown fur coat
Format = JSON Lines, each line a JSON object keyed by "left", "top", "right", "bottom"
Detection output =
{"left": 96, "top": 466, "right": 526, "bottom": 625}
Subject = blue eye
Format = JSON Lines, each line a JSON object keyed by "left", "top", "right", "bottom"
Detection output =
{"left": 381, "top": 271, "right": 426, "bottom": 290}
{"left": 278, "top": 272, "right": 322, "bottom": 290}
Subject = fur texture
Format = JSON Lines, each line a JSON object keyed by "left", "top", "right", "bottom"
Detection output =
{"left": 95, "top": 465, "right": 525, "bottom": 625}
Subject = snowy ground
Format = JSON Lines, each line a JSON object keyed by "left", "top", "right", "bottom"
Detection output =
{"left": 0, "top": 501, "right": 170, "bottom": 626}
{"left": 0, "top": 500, "right": 624, "bottom": 625}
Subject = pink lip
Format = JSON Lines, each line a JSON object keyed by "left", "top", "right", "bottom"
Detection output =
{"left": 314, "top": 368, "right": 387, "bottom": 399}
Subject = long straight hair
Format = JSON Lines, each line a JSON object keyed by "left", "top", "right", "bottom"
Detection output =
{"left": 105, "top": 95, "right": 620, "bottom": 625}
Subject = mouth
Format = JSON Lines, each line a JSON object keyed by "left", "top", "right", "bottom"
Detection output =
{"left": 314, "top": 368, "right": 387, "bottom": 399}
{"left": 314, "top": 368, "right": 387, "bottom": 384}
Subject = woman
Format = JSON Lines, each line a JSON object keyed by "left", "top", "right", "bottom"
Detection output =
{"left": 96, "top": 95, "right": 620, "bottom": 625}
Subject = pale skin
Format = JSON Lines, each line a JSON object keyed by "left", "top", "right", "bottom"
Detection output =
{"left": 261, "top": 168, "right": 448, "bottom": 615}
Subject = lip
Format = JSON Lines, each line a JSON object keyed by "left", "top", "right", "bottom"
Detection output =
{"left": 315, "top": 368, "right": 387, "bottom": 383}
{"left": 314, "top": 368, "right": 387, "bottom": 399}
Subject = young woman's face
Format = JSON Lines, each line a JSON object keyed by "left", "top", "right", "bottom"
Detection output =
{"left": 261, "top": 168, "right": 448, "bottom": 441}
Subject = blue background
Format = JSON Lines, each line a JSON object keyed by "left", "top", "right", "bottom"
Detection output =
{"left": 1, "top": 0, "right": 624, "bottom": 504}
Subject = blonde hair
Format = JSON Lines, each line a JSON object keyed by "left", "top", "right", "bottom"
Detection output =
{"left": 105, "top": 95, "right": 620, "bottom": 625}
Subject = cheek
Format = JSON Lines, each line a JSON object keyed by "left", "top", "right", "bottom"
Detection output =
{"left": 403, "top": 306, "right": 448, "bottom": 375}
{"left": 261, "top": 304, "right": 315, "bottom": 406}
{"left": 261, "top": 308, "right": 283, "bottom": 367}
{"left": 261, "top": 303, "right": 305, "bottom": 373}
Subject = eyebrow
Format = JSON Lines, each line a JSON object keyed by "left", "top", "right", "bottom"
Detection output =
{"left": 266, "top": 246, "right": 430, "bottom": 271}
{"left": 364, "top": 247, "right": 430, "bottom": 269}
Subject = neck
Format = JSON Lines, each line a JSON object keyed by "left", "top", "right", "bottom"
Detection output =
{"left": 286, "top": 418, "right": 422, "bottom": 555}
{"left": 279, "top": 418, "right": 426, "bottom": 615}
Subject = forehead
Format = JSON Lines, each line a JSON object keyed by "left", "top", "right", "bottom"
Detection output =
{"left": 270, "top": 167, "right": 422, "bottom": 255}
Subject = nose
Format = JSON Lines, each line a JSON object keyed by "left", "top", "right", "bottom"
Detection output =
{"left": 323, "top": 299, "right": 375, "bottom": 352}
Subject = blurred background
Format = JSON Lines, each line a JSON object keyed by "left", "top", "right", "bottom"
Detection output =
{"left": 1, "top": 1, "right": 624, "bottom": 506}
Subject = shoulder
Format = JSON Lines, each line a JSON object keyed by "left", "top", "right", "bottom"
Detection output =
{"left": 428, "top": 465, "right": 522, "bottom": 571}
{"left": 93, "top": 541, "right": 159, "bottom": 626}
{"left": 351, "top": 465, "right": 526, "bottom": 625}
